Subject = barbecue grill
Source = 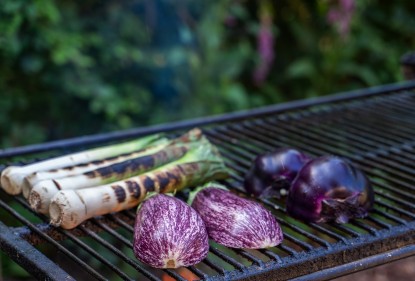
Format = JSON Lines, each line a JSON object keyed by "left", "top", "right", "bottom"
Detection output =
{"left": 1, "top": 81, "right": 415, "bottom": 281}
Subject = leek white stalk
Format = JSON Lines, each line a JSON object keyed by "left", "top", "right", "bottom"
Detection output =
{"left": 29, "top": 137, "right": 200, "bottom": 214}
{"left": 21, "top": 139, "right": 169, "bottom": 199}
{"left": 49, "top": 137, "right": 229, "bottom": 229}
{"left": 1, "top": 134, "right": 163, "bottom": 195}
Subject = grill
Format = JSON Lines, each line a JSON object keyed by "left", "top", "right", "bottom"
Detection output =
{"left": 1, "top": 81, "right": 415, "bottom": 281}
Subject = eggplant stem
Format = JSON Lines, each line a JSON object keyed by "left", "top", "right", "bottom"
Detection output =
{"left": 321, "top": 193, "right": 368, "bottom": 224}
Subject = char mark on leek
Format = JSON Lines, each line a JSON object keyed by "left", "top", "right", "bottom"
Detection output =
{"left": 190, "top": 183, "right": 283, "bottom": 249}
{"left": 48, "top": 133, "right": 229, "bottom": 229}
{"left": 28, "top": 129, "right": 204, "bottom": 214}
{"left": 1, "top": 133, "right": 165, "bottom": 195}
{"left": 21, "top": 138, "right": 169, "bottom": 198}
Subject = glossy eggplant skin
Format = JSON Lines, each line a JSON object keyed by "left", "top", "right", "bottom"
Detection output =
{"left": 133, "top": 194, "right": 209, "bottom": 268}
{"left": 244, "top": 148, "right": 311, "bottom": 197}
{"left": 286, "top": 156, "right": 374, "bottom": 223}
{"left": 191, "top": 187, "right": 283, "bottom": 249}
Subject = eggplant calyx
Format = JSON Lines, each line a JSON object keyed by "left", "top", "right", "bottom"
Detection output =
{"left": 320, "top": 193, "right": 368, "bottom": 224}
{"left": 258, "top": 179, "right": 290, "bottom": 199}
{"left": 187, "top": 182, "right": 228, "bottom": 205}
{"left": 258, "top": 185, "right": 281, "bottom": 199}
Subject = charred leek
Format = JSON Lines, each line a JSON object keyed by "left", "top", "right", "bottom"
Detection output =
{"left": 49, "top": 136, "right": 229, "bottom": 229}
{"left": 1, "top": 134, "right": 164, "bottom": 195}
{"left": 21, "top": 138, "right": 169, "bottom": 199}
{"left": 29, "top": 129, "right": 204, "bottom": 214}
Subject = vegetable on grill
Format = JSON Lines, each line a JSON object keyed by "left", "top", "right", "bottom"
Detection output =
{"left": 0, "top": 134, "right": 164, "bottom": 195}
{"left": 189, "top": 183, "right": 283, "bottom": 249}
{"left": 49, "top": 136, "right": 229, "bottom": 229}
{"left": 244, "top": 148, "right": 311, "bottom": 198}
{"left": 21, "top": 138, "right": 169, "bottom": 199}
{"left": 133, "top": 194, "right": 209, "bottom": 268}
{"left": 286, "top": 156, "right": 374, "bottom": 223}
{"left": 28, "top": 129, "right": 203, "bottom": 214}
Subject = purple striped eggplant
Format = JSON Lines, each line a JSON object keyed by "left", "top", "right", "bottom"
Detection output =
{"left": 190, "top": 184, "right": 283, "bottom": 249}
{"left": 133, "top": 194, "right": 209, "bottom": 268}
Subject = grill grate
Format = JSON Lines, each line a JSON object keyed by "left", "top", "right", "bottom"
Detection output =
{"left": 1, "top": 82, "right": 415, "bottom": 280}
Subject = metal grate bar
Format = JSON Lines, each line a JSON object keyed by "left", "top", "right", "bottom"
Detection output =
{"left": 0, "top": 196, "right": 106, "bottom": 280}
{"left": 61, "top": 229, "right": 131, "bottom": 280}
{"left": 370, "top": 179, "right": 415, "bottom": 202}
{"left": 272, "top": 118, "right": 415, "bottom": 185}
{"left": 363, "top": 216, "right": 391, "bottom": 230}
{"left": 234, "top": 249, "right": 265, "bottom": 267}
{"left": 371, "top": 208, "right": 407, "bottom": 225}
{"left": 286, "top": 115, "right": 414, "bottom": 163}
{"left": 375, "top": 191, "right": 415, "bottom": 213}
{"left": 201, "top": 258, "right": 227, "bottom": 276}
{"left": 209, "top": 246, "right": 247, "bottom": 270}
{"left": 374, "top": 200, "right": 415, "bottom": 219}
{"left": 93, "top": 219, "right": 133, "bottom": 247}
{"left": 280, "top": 99, "right": 415, "bottom": 150}
{"left": 186, "top": 265, "right": 209, "bottom": 279}
{"left": 259, "top": 248, "right": 283, "bottom": 263}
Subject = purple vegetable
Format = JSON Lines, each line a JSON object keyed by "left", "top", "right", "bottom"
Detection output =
{"left": 190, "top": 184, "right": 283, "bottom": 249}
{"left": 133, "top": 194, "right": 209, "bottom": 268}
{"left": 286, "top": 156, "right": 374, "bottom": 224}
{"left": 244, "top": 148, "right": 311, "bottom": 197}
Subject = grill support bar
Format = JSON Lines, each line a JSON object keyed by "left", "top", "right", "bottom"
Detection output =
{"left": 0, "top": 221, "right": 74, "bottom": 281}
{"left": 218, "top": 222, "right": 415, "bottom": 281}
{"left": 291, "top": 244, "right": 415, "bottom": 281}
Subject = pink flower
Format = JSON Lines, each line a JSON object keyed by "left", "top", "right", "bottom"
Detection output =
{"left": 253, "top": 13, "right": 274, "bottom": 86}
{"left": 327, "top": 0, "right": 355, "bottom": 39}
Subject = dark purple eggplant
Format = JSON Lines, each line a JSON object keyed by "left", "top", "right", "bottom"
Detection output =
{"left": 190, "top": 183, "right": 283, "bottom": 249}
{"left": 244, "top": 148, "right": 311, "bottom": 197}
{"left": 133, "top": 194, "right": 209, "bottom": 268}
{"left": 286, "top": 156, "right": 374, "bottom": 223}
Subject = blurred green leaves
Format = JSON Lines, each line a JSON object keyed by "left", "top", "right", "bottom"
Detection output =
{"left": 0, "top": 0, "right": 414, "bottom": 149}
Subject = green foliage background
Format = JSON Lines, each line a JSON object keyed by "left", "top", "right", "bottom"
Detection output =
{"left": 1, "top": 0, "right": 414, "bottom": 148}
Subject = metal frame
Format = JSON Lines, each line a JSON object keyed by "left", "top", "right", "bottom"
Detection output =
{"left": 1, "top": 81, "right": 415, "bottom": 280}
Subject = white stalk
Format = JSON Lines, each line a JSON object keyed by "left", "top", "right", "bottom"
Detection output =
{"left": 1, "top": 134, "right": 163, "bottom": 195}
{"left": 48, "top": 130, "right": 228, "bottom": 229}
{"left": 49, "top": 181, "right": 144, "bottom": 229}
{"left": 30, "top": 171, "right": 142, "bottom": 215}
{"left": 21, "top": 140, "right": 168, "bottom": 199}
{"left": 49, "top": 160, "right": 228, "bottom": 229}
{"left": 28, "top": 144, "right": 188, "bottom": 214}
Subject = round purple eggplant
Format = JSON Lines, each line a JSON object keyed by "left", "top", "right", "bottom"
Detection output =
{"left": 244, "top": 148, "right": 311, "bottom": 198}
{"left": 133, "top": 194, "right": 209, "bottom": 268}
{"left": 286, "top": 156, "right": 374, "bottom": 224}
{"left": 190, "top": 184, "right": 283, "bottom": 249}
